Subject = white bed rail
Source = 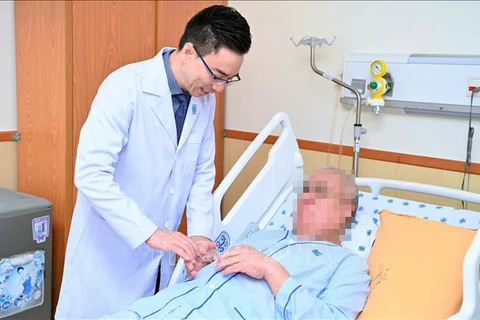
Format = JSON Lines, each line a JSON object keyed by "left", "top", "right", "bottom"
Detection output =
{"left": 213, "top": 112, "right": 303, "bottom": 234}
{"left": 168, "top": 112, "right": 304, "bottom": 286}
{"left": 356, "top": 177, "right": 480, "bottom": 320}
{"left": 357, "top": 178, "right": 480, "bottom": 204}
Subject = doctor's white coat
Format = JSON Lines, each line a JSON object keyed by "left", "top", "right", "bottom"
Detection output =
{"left": 55, "top": 48, "right": 216, "bottom": 319}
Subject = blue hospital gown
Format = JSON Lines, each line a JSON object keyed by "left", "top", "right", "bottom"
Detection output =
{"left": 103, "top": 230, "right": 371, "bottom": 319}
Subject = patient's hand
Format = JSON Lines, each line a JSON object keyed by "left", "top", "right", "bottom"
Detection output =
{"left": 215, "top": 245, "right": 290, "bottom": 296}
{"left": 215, "top": 245, "right": 272, "bottom": 280}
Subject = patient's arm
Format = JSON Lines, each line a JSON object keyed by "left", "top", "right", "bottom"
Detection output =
{"left": 264, "top": 260, "right": 290, "bottom": 296}
{"left": 215, "top": 245, "right": 290, "bottom": 295}
{"left": 275, "top": 252, "right": 370, "bottom": 320}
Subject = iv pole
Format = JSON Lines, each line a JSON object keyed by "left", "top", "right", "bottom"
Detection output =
{"left": 291, "top": 36, "right": 366, "bottom": 177}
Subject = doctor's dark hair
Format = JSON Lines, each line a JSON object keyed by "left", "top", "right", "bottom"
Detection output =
{"left": 179, "top": 5, "right": 252, "bottom": 56}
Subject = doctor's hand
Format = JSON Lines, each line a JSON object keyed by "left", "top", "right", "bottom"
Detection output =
{"left": 146, "top": 229, "right": 200, "bottom": 279}
{"left": 189, "top": 236, "right": 218, "bottom": 276}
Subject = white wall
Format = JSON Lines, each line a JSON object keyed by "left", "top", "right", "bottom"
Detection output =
{"left": 226, "top": 1, "right": 480, "bottom": 163}
{"left": 0, "top": 0, "right": 17, "bottom": 130}
{"left": 3, "top": 1, "right": 479, "bottom": 162}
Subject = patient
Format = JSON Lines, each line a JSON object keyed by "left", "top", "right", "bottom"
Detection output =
{"left": 103, "top": 167, "right": 371, "bottom": 319}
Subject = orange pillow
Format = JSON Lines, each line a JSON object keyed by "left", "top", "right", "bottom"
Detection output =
{"left": 358, "top": 210, "right": 477, "bottom": 319}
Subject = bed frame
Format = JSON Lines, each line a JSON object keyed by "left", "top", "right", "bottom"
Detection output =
{"left": 169, "top": 112, "right": 480, "bottom": 320}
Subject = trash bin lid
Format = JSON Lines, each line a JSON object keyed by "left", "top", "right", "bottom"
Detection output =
{"left": 0, "top": 187, "right": 52, "bottom": 218}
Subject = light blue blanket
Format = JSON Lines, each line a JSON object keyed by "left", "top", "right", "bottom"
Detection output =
{"left": 103, "top": 230, "right": 370, "bottom": 319}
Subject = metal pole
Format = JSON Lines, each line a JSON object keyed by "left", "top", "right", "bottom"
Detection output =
{"left": 309, "top": 46, "right": 365, "bottom": 177}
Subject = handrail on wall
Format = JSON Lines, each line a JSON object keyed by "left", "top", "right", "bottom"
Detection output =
{"left": 0, "top": 131, "right": 21, "bottom": 142}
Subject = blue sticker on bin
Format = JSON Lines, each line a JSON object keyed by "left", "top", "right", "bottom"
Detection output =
{"left": 0, "top": 250, "right": 45, "bottom": 318}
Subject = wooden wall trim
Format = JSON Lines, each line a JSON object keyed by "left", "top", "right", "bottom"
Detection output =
{"left": 224, "top": 129, "right": 480, "bottom": 175}
{"left": 0, "top": 131, "right": 20, "bottom": 142}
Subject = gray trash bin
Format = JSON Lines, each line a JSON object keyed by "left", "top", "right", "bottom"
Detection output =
{"left": 0, "top": 187, "right": 52, "bottom": 319}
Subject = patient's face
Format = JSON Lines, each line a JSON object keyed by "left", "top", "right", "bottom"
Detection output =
{"left": 294, "top": 169, "right": 355, "bottom": 243}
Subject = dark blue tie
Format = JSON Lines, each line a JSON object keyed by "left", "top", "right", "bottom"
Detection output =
{"left": 174, "top": 94, "right": 188, "bottom": 144}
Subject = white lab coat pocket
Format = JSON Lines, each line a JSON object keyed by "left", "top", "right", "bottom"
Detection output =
{"left": 187, "top": 133, "right": 202, "bottom": 144}
{"left": 84, "top": 218, "right": 143, "bottom": 278}
{"left": 183, "top": 134, "right": 202, "bottom": 178}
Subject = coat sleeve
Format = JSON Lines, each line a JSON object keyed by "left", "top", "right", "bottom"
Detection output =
{"left": 275, "top": 253, "right": 371, "bottom": 319}
{"left": 75, "top": 78, "right": 158, "bottom": 249}
{"left": 185, "top": 94, "right": 216, "bottom": 239}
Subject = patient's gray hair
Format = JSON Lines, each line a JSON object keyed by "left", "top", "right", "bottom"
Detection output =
{"left": 319, "top": 165, "right": 359, "bottom": 217}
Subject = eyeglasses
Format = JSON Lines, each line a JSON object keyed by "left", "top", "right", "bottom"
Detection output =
{"left": 193, "top": 45, "right": 241, "bottom": 86}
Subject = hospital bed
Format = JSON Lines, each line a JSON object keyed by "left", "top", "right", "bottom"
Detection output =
{"left": 169, "top": 112, "right": 480, "bottom": 319}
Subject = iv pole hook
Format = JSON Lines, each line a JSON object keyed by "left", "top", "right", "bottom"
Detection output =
{"left": 291, "top": 36, "right": 365, "bottom": 177}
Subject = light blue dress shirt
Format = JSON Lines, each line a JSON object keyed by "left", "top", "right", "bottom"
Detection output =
{"left": 162, "top": 49, "right": 191, "bottom": 143}
{"left": 103, "top": 230, "right": 371, "bottom": 319}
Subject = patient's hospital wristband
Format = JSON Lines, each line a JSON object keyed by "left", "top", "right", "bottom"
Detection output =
{"left": 274, "top": 277, "right": 302, "bottom": 315}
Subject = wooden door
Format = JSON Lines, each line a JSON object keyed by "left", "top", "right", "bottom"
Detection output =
{"left": 15, "top": 1, "right": 73, "bottom": 316}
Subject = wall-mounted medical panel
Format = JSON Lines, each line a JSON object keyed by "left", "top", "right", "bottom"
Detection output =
{"left": 340, "top": 53, "right": 480, "bottom": 118}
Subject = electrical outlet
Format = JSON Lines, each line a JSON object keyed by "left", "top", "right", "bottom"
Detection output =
{"left": 466, "top": 76, "right": 480, "bottom": 97}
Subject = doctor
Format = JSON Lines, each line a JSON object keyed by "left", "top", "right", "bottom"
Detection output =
{"left": 55, "top": 5, "right": 252, "bottom": 319}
